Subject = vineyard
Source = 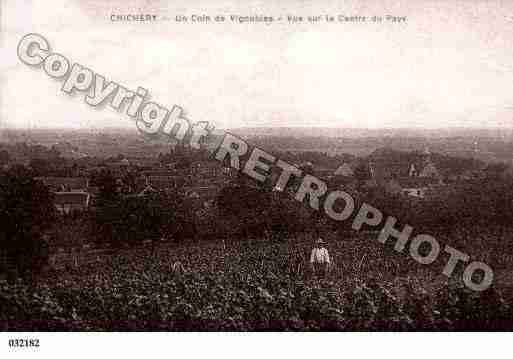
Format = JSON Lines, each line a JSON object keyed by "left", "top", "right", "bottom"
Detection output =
{"left": 1, "top": 237, "right": 512, "bottom": 331}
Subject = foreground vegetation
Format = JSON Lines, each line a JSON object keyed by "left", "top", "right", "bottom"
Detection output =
{"left": 2, "top": 150, "right": 513, "bottom": 331}
{"left": 1, "top": 238, "right": 512, "bottom": 331}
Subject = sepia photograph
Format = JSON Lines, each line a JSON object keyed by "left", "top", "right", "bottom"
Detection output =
{"left": 1, "top": 0, "right": 513, "bottom": 355}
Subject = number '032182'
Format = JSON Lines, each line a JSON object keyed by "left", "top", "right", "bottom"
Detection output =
{"left": 8, "top": 338, "right": 40, "bottom": 348}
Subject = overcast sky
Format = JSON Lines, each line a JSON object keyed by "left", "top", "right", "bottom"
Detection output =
{"left": 2, "top": 0, "right": 513, "bottom": 130}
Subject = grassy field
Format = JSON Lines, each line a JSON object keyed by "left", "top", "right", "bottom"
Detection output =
{"left": 1, "top": 233, "right": 512, "bottom": 331}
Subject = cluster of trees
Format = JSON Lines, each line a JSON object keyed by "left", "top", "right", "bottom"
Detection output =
{"left": 211, "top": 161, "right": 513, "bottom": 254}
{"left": 93, "top": 186, "right": 196, "bottom": 246}
{"left": 0, "top": 143, "right": 91, "bottom": 177}
{"left": 213, "top": 177, "right": 323, "bottom": 241}
{"left": 0, "top": 168, "right": 56, "bottom": 280}
{"left": 0, "top": 142, "right": 122, "bottom": 178}
{"left": 0, "top": 165, "right": 197, "bottom": 280}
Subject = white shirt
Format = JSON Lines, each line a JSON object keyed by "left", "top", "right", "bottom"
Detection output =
{"left": 310, "top": 247, "right": 330, "bottom": 264}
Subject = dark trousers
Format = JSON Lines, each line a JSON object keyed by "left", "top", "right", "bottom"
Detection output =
{"left": 312, "top": 262, "right": 328, "bottom": 278}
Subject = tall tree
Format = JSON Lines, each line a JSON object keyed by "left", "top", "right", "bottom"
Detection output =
{"left": 0, "top": 169, "right": 56, "bottom": 278}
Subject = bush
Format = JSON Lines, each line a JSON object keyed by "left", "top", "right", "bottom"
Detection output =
{"left": 0, "top": 170, "right": 55, "bottom": 280}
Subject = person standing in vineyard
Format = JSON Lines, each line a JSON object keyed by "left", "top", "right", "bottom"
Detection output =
{"left": 310, "top": 238, "right": 331, "bottom": 279}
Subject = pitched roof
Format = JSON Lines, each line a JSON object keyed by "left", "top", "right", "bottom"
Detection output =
{"left": 37, "top": 177, "right": 88, "bottom": 191}
{"left": 334, "top": 163, "right": 354, "bottom": 177}
{"left": 138, "top": 185, "right": 158, "bottom": 196}
{"left": 54, "top": 192, "right": 90, "bottom": 206}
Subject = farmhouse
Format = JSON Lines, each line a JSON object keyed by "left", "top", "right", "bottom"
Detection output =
{"left": 37, "top": 176, "right": 89, "bottom": 192}
{"left": 54, "top": 192, "right": 90, "bottom": 214}
{"left": 334, "top": 163, "right": 354, "bottom": 177}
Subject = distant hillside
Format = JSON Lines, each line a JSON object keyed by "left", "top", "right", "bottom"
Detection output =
{"left": 236, "top": 132, "right": 513, "bottom": 163}
{"left": 2, "top": 127, "right": 513, "bottom": 164}
{"left": 229, "top": 127, "right": 513, "bottom": 140}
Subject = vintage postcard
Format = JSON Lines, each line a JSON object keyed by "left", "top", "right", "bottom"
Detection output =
{"left": 1, "top": 0, "right": 513, "bottom": 355}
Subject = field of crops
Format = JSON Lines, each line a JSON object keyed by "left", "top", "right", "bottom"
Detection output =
{"left": 1, "top": 237, "right": 512, "bottom": 331}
